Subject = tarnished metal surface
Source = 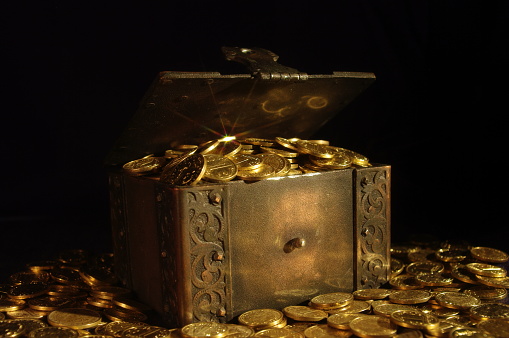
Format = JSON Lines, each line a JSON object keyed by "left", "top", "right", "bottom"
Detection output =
{"left": 109, "top": 165, "right": 391, "bottom": 327}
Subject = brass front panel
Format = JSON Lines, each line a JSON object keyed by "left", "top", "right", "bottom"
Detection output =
{"left": 228, "top": 170, "right": 354, "bottom": 316}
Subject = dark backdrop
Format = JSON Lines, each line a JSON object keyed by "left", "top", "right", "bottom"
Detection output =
{"left": 2, "top": 1, "right": 508, "bottom": 278}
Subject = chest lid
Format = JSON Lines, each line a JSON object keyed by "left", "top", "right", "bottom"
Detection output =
{"left": 105, "top": 47, "right": 375, "bottom": 166}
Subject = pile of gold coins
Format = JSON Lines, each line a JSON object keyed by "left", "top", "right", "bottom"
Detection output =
{"left": 1, "top": 240, "right": 509, "bottom": 337}
{"left": 121, "top": 136, "right": 371, "bottom": 185}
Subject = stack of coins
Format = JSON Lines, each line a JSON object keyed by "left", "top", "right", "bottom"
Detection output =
{"left": 122, "top": 136, "right": 371, "bottom": 185}
{"left": 2, "top": 240, "right": 509, "bottom": 337}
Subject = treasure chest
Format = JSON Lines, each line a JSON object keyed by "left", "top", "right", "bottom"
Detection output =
{"left": 105, "top": 47, "right": 391, "bottom": 328}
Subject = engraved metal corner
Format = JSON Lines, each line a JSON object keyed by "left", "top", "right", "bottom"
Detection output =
{"left": 353, "top": 165, "right": 391, "bottom": 289}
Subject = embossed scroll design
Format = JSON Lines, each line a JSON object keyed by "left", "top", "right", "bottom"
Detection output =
{"left": 188, "top": 189, "right": 227, "bottom": 323}
{"left": 357, "top": 168, "right": 390, "bottom": 289}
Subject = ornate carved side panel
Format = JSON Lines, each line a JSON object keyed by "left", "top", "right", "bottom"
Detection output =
{"left": 186, "top": 186, "right": 230, "bottom": 323}
{"left": 157, "top": 184, "right": 230, "bottom": 327}
{"left": 354, "top": 166, "right": 391, "bottom": 289}
{"left": 108, "top": 172, "right": 131, "bottom": 288}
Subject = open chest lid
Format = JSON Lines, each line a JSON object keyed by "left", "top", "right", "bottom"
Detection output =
{"left": 105, "top": 47, "right": 375, "bottom": 167}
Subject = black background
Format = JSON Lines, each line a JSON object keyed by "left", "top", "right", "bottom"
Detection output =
{"left": 1, "top": 1, "right": 508, "bottom": 279}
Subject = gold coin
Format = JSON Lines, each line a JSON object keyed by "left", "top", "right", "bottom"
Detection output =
{"left": 352, "top": 289, "right": 392, "bottom": 300}
{"left": 389, "top": 274, "right": 423, "bottom": 290}
{"left": 122, "top": 156, "right": 165, "bottom": 176}
{"left": 257, "top": 153, "right": 291, "bottom": 176}
{"left": 27, "top": 327, "right": 80, "bottom": 338}
{"left": 309, "top": 292, "right": 353, "bottom": 310}
{"left": 391, "top": 258, "right": 405, "bottom": 277}
{"left": 450, "top": 265, "right": 481, "bottom": 285}
{"left": 406, "top": 261, "right": 444, "bottom": 275}
{"left": 230, "top": 153, "right": 263, "bottom": 170}
{"left": 9, "top": 271, "right": 51, "bottom": 285}
{"left": 89, "top": 286, "right": 132, "bottom": 300}
{"left": 159, "top": 154, "right": 206, "bottom": 186}
{"left": 327, "top": 313, "right": 369, "bottom": 330}
{"left": 202, "top": 154, "right": 238, "bottom": 182}
{"left": 7, "top": 283, "right": 49, "bottom": 300}
{"left": 0, "top": 298, "right": 26, "bottom": 312}
{"left": 197, "top": 139, "right": 221, "bottom": 154}
{"left": 448, "top": 327, "right": 494, "bottom": 337}
{"left": 309, "top": 153, "right": 351, "bottom": 170}
{"left": 390, "top": 309, "right": 440, "bottom": 332}
{"left": 254, "top": 328, "right": 304, "bottom": 338}
{"left": 389, "top": 290, "right": 432, "bottom": 304}
{"left": 282, "top": 306, "right": 327, "bottom": 322}
{"left": 476, "top": 275, "right": 509, "bottom": 288}
{"left": 79, "top": 265, "right": 118, "bottom": 286}
{"left": 296, "top": 140, "right": 335, "bottom": 159}
{"left": 274, "top": 137, "right": 300, "bottom": 151}
{"left": 414, "top": 272, "right": 454, "bottom": 287}
{"left": 236, "top": 163, "right": 275, "bottom": 181}
{"left": 47, "top": 308, "right": 102, "bottom": 330}
{"left": 210, "top": 140, "right": 242, "bottom": 158}
{"left": 86, "top": 297, "right": 113, "bottom": 309}
{"left": 103, "top": 307, "right": 148, "bottom": 322}
{"left": 46, "top": 285, "right": 81, "bottom": 297}
{"left": 181, "top": 322, "right": 229, "bottom": 338}
{"left": 434, "top": 292, "right": 481, "bottom": 310}
{"left": 28, "top": 296, "right": 73, "bottom": 311}
{"left": 224, "top": 324, "right": 255, "bottom": 338}
{"left": 466, "top": 262, "right": 507, "bottom": 278}
{"left": 469, "top": 303, "right": 509, "bottom": 321}
{"left": 259, "top": 146, "right": 299, "bottom": 158}
{"left": 470, "top": 247, "right": 509, "bottom": 263}
{"left": 103, "top": 320, "right": 147, "bottom": 336}
{"left": 0, "top": 321, "right": 24, "bottom": 337}
{"left": 123, "top": 325, "right": 177, "bottom": 337}
{"left": 434, "top": 248, "right": 468, "bottom": 262}
{"left": 49, "top": 267, "right": 82, "bottom": 284}
{"left": 326, "top": 300, "right": 371, "bottom": 314}
{"left": 303, "top": 324, "right": 352, "bottom": 338}
{"left": 476, "top": 318, "right": 509, "bottom": 337}
{"left": 242, "top": 138, "right": 275, "bottom": 147}
{"left": 462, "top": 285, "right": 508, "bottom": 301}
{"left": 111, "top": 297, "right": 151, "bottom": 313}
{"left": 238, "top": 309, "right": 285, "bottom": 330}
{"left": 4, "top": 318, "right": 47, "bottom": 335}
{"left": 349, "top": 315, "right": 398, "bottom": 338}
{"left": 372, "top": 303, "right": 417, "bottom": 317}
{"left": 6, "top": 308, "right": 48, "bottom": 320}
{"left": 25, "top": 260, "right": 58, "bottom": 272}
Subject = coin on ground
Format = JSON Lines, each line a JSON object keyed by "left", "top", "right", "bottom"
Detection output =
{"left": 476, "top": 275, "right": 509, "bottom": 288}
{"left": 389, "top": 309, "right": 440, "bottom": 331}
{"left": 0, "top": 321, "right": 24, "bottom": 337}
{"left": 224, "top": 324, "right": 255, "bottom": 338}
{"left": 470, "top": 247, "right": 509, "bottom": 263}
{"left": 47, "top": 308, "right": 102, "bottom": 330}
{"left": 27, "top": 327, "right": 80, "bottom": 338}
{"left": 123, "top": 325, "right": 177, "bottom": 337}
{"left": 448, "top": 327, "right": 494, "bottom": 337}
{"left": 462, "top": 285, "right": 507, "bottom": 301}
{"left": 327, "top": 313, "right": 370, "bottom": 330}
{"left": 181, "top": 322, "right": 229, "bottom": 338}
{"left": 469, "top": 303, "right": 509, "bottom": 320}
{"left": 434, "top": 292, "right": 481, "bottom": 310}
{"left": 372, "top": 303, "right": 416, "bottom": 317}
{"left": 352, "top": 289, "right": 392, "bottom": 300}
{"left": 466, "top": 262, "right": 507, "bottom": 277}
{"left": 254, "top": 328, "right": 304, "bottom": 338}
{"left": 389, "top": 275, "right": 423, "bottom": 290}
{"left": 349, "top": 315, "right": 398, "bottom": 338}
{"left": 238, "top": 309, "right": 285, "bottom": 331}
{"left": 476, "top": 318, "right": 509, "bottom": 337}
{"left": 282, "top": 306, "right": 327, "bottom": 322}
{"left": 389, "top": 290, "right": 432, "bottom": 304}
{"left": 303, "top": 324, "right": 352, "bottom": 338}
{"left": 310, "top": 292, "right": 353, "bottom": 310}
{"left": 406, "top": 261, "right": 444, "bottom": 275}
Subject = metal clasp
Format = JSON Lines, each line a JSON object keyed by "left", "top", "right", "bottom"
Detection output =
{"left": 222, "top": 47, "right": 308, "bottom": 81}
